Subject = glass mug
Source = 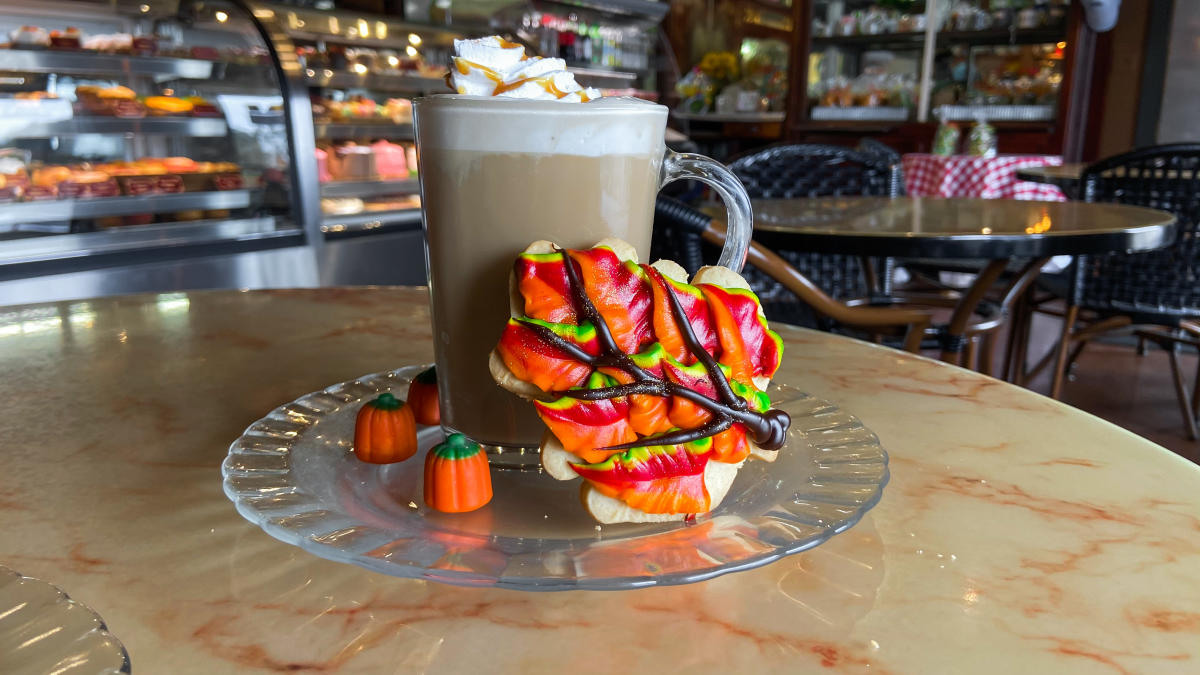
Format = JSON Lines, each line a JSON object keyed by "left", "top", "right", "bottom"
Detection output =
{"left": 414, "top": 95, "right": 752, "bottom": 452}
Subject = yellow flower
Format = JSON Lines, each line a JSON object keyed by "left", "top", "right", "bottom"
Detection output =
{"left": 699, "top": 51, "right": 739, "bottom": 82}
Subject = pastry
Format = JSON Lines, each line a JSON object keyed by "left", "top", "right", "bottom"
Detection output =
{"left": 81, "top": 33, "right": 125, "bottom": 52}
{"left": 31, "top": 166, "right": 71, "bottom": 188}
{"left": 491, "top": 241, "right": 789, "bottom": 524}
{"left": 78, "top": 86, "right": 144, "bottom": 117}
{"left": 161, "top": 157, "right": 198, "bottom": 173}
{"left": 97, "top": 86, "right": 136, "bottom": 100}
{"left": 321, "top": 197, "right": 364, "bottom": 215}
{"left": 9, "top": 26, "right": 49, "bottom": 47}
{"left": 48, "top": 27, "right": 81, "bottom": 49}
{"left": 143, "top": 96, "right": 193, "bottom": 115}
{"left": 183, "top": 96, "right": 220, "bottom": 117}
{"left": 383, "top": 98, "right": 413, "bottom": 123}
{"left": 59, "top": 170, "right": 119, "bottom": 199}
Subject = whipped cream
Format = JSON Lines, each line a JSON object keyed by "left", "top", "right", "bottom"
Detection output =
{"left": 450, "top": 36, "right": 602, "bottom": 103}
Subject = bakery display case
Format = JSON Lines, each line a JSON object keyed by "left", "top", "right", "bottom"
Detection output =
{"left": 791, "top": 0, "right": 1087, "bottom": 157}
{"left": 0, "top": 0, "right": 311, "bottom": 303}
{"left": 244, "top": 2, "right": 467, "bottom": 286}
{"left": 247, "top": 5, "right": 453, "bottom": 231}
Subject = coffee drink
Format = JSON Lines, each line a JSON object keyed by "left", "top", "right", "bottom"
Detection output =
{"left": 416, "top": 96, "right": 667, "bottom": 447}
{"left": 415, "top": 36, "right": 752, "bottom": 450}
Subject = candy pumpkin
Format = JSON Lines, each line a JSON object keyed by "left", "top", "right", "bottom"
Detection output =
{"left": 353, "top": 393, "right": 417, "bottom": 464}
{"left": 424, "top": 433, "right": 492, "bottom": 513}
{"left": 408, "top": 366, "right": 440, "bottom": 426}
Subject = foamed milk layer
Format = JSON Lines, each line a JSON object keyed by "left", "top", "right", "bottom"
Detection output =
{"left": 415, "top": 95, "right": 667, "bottom": 156}
{"left": 451, "top": 36, "right": 601, "bottom": 103}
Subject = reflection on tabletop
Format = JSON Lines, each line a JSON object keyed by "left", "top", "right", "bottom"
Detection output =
{"left": 752, "top": 196, "right": 1174, "bottom": 237}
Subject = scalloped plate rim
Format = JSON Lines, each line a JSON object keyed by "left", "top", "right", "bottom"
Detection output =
{"left": 221, "top": 365, "right": 889, "bottom": 591}
{"left": 0, "top": 566, "right": 131, "bottom": 674}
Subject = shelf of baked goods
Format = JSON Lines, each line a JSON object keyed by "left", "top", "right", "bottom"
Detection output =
{"left": 0, "top": 157, "right": 253, "bottom": 227}
{"left": 312, "top": 97, "right": 414, "bottom": 140}
{"left": 0, "top": 89, "right": 228, "bottom": 140}
{"left": 318, "top": 137, "right": 420, "bottom": 228}
{"left": 1, "top": 26, "right": 272, "bottom": 80}
{"left": 253, "top": 97, "right": 415, "bottom": 141}
{"left": 0, "top": 189, "right": 258, "bottom": 228}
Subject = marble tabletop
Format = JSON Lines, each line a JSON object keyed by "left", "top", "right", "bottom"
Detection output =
{"left": 2, "top": 288, "right": 1199, "bottom": 674}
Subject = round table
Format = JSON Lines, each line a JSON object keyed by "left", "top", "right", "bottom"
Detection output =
{"left": 2, "top": 288, "right": 1199, "bottom": 673}
{"left": 753, "top": 196, "right": 1175, "bottom": 258}
{"left": 753, "top": 197, "right": 1176, "bottom": 372}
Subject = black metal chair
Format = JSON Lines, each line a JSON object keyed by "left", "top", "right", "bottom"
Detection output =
{"left": 723, "top": 144, "right": 903, "bottom": 327}
{"left": 1046, "top": 144, "right": 1200, "bottom": 400}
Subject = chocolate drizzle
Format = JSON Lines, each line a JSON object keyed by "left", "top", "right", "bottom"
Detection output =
{"left": 515, "top": 248, "right": 791, "bottom": 452}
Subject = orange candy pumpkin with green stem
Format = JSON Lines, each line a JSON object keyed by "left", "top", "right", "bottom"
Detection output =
{"left": 353, "top": 393, "right": 417, "bottom": 464}
{"left": 424, "top": 433, "right": 493, "bottom": 513}
{"left": 407, "top": 366, "right": 440, "bottom": 426}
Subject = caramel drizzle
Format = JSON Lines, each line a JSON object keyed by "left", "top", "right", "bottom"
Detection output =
{"left": 515, "top": 249, "right": 790, "bottom": 452}
{"left": 453, "top": 56, "right": 591, "bottom": 101}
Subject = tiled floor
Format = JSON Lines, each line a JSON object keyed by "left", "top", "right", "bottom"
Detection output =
{"left": 1005, "top": 312, "right": 1200, "bottom": 465}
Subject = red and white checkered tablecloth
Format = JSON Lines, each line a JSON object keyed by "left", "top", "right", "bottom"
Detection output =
{"left": 903, "top": 154, "right": 1067, "bottom": 201}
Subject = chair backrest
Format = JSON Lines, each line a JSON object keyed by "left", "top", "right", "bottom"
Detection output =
{"left": 1076, "top": 144, "right": 1200, "bottom": 321}
{"left": 727, "top": 143, "right": 902, "bottom": 199}
{"left": 724, "top": 143, "right": 897, "bottom": 303}
{"left": 856, "top": 138, "right": 905, "bottom": 195}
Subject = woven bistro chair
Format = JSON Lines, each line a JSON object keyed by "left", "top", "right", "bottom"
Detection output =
{"left": 1131, "top": 320, "right": 1200, "bottom": 439}
{"left": 1045, "top": 143, "right": 1200, "bottom": 399}
{"left": 855, "top": 138, "right": 905, "bottom": 195}
{"left": 652, "top": 196, "right": 932, "bottom": 351}
{"left": 724, "top": 144, "right": 902, "bottom": 328}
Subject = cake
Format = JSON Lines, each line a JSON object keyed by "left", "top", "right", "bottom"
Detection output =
{"left": 370, "top": 140, "right": 408, "bottom": 179}
{"left": 329, "top": 145, "right": 374, "bottom": 180}
{"left": 9, "top": 26, "right": 49, "bottom": 47}
{"left": 48, "top": 27, "right": 81, "bottom": 49}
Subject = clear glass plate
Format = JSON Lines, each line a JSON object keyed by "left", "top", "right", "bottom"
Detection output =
{"left": 222, "top": 365, "right": 888, "bottom": 591}
{"left": 0, "top": 567, "right": 130, "bottom": 675}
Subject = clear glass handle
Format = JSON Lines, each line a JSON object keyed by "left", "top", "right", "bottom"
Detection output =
{"left": 660, "top": 150, "right": 753, "bottom": 273}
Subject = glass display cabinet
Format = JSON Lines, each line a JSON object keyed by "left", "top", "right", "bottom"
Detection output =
{"left": 0, "top": 0, "right": 309, "bottom": 303}
{"left": 244, "top": 2, "right": 468, "bottom": 287}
